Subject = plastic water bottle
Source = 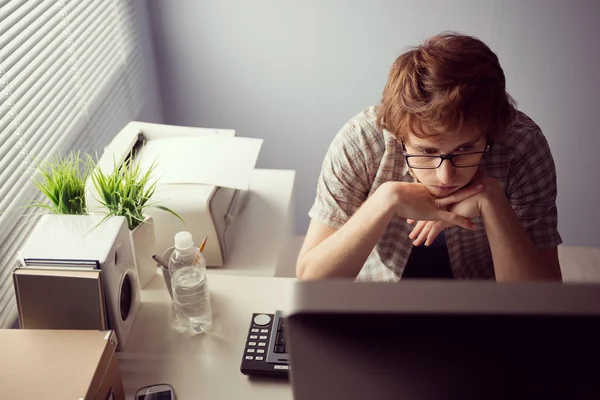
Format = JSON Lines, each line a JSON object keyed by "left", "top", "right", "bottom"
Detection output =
{"left": 168, "top": 231, "right": 212, "bottom": 333}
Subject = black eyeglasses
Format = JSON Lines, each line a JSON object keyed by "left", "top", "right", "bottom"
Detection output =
{"left": 401, "top": 141, "right": 492, "bottom": 169}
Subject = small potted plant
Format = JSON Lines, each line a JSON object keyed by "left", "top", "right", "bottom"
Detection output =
{"left": 29, "top": 151, "right": 90, "bottom": 215}
{"left": 90, "top": 156, "right": 183, "bottom": 289}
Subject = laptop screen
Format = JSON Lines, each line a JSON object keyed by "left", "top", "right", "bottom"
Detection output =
{"left": 287, "top": 308, "right": 600, "bottom": 399}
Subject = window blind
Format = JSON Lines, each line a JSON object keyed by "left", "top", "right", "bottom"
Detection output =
{"left": 0, "top": 0, "right": 146, "bottom": 328}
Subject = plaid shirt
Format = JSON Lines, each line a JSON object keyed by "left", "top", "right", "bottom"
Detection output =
{"left": 309, "top": 106, "right": 562, "bottom": 281}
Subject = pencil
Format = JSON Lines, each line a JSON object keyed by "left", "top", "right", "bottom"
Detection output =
{"left": 153, "top": 254, "right": 169, "bottom": 269}
{"left": 199, "top": 236, "right": 208, "bottom": 253}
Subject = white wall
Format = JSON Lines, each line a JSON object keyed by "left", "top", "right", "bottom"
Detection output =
{"left": 146, "top": 0, "right": 600, "bottom": 246}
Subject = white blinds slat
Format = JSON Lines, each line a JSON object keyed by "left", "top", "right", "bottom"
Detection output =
{"left": 0, "top": 5, "right": 69, "bottom": 157}
{"left": 0, "top": 112, "right": 20, "bottom": 163}
{"left": 29, "top": 98, "right": 89, "bottom": 166}
{"left": 0, "top": 0, "right": 27, "bottom": 18}
{"left": 71, "top": 7, "right": 124, "bottom": 109}
{"left": 0, "top": 0, "right": 40, "bottom": 43}
{"left": 71, "top": 4, "right": 114, "bottom": 61}
{"left": 125, "top": 53, "right": 146, "bottom": 110}
{"left": 74, "top": 10, "right": 123, "bottom": 73}
{"left": 117, "top": 0, "right": 145, "bottom": 117}
{"left": 57, "top": 1, "right": 98, "bottom": 47}
{"left": 0, "top": 112, "right": 16, "bottom": 148}
{"left": 0, "top": 178, "right": 34, "bottom": 247}
{"left": 59, "top": 0, "right": 80, "bottom": 17}
{"left": 75, "top": 83, "right": 130, "bottom": 153}
{"left": 0, "top": 134, "right": 20, "bottom": 169}
{"left": 0, "top": 31, "right": 71, "bottom": 121}
{"left": 80, "top": 58, "right": 126, "bottom": 114}
{"left": 9, "top": 52, "right": 79, "bottom": 133}
{"left": 0, "top": 48, "right": 78, "bottom": 165}
{"left": 117, "top": 0, "right": 139, "bottom": 47}
{"left": 67, "top": 0, "right": 103, "bottom": 41}
{"left": 78, "top": 23, "right": 123, "bottom": 86}
{"left": 2, "top": 13, "right": 67, "bottom": 88}
{"left": 0, "top": 2, "right": 57, "bottom": 71}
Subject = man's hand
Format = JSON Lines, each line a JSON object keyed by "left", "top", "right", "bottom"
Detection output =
{"left": 408, "top": 197, "right": 480, "bottom": 246}
{"left": 407, "top": 172, "right": 499, "bottom": 246}
{"left": 385, "top": 181, "right": 484, "bottom": 231}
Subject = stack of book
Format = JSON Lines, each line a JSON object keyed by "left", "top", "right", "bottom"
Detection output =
{"left": 13, "top": 258, "right": 108, "bottom": 330}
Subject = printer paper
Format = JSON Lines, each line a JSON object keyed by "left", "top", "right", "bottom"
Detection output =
{"left": 135, "top": 136, "right": 263, "bottom": 190}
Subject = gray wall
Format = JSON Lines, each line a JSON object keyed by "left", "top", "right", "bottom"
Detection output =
{"left": 146, "top": 0, "right": 600, "bottom": 246}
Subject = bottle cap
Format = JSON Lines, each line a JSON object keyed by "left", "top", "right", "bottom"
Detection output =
{"left": 174, "top": 231, "right": 194, "bottom": 250}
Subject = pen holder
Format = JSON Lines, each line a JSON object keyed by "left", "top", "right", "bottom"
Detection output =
{"left": 158, "top": 247, "right": 175, "bottom": 299}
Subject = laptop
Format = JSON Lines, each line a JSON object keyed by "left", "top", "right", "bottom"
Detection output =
{"left": 244, "top": 280, "right": 600, "bottom": 399}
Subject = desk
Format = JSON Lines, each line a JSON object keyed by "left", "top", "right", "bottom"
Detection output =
{"left": 118, "top": 271, "right": 294, "bottom": 400}
{"left": 559, "top": 245, "right": 600, "bottom": 282}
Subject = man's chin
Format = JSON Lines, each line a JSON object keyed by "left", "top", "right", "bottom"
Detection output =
{"left": 426, "top": 185, "right": 463, "bottom": 198}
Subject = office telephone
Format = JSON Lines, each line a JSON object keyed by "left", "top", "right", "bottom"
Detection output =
{"left": 240, "top": 311, "right": 290, "bottom": 377}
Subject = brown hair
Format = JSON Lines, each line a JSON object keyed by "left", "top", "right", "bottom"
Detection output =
{"left": 376, "top": 32, "right": 516, "bottom": 141}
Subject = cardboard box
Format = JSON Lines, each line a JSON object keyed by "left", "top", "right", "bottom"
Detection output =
{"left": 0, "top": 329, "right": 125, "bottom": 400}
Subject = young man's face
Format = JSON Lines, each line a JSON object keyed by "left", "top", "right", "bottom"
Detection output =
{"left": 403, "top": 129, "right": 487, "bottom": 198}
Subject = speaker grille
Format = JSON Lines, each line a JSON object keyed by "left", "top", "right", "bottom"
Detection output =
{"left": 120, "top": 274, "right": 133, "bottom": 321}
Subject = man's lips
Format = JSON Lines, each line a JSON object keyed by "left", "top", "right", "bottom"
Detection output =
{"left": 434, "top": 186, "right": 458, "bottom": 191}
{"left": 428, "top": 185, "right": 460, "bottom": 198}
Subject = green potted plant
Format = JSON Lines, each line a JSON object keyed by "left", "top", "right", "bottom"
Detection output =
{"left": 90, "top": 156, "right": 183, "bottom": 289}
{"left": 29, "top": 151, "right": 90, "bottom": 215}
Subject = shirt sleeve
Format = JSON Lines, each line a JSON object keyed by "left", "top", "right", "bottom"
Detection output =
{"left": 506, "top": 125, "right": 563, "bottom": 249}
{"left": 308, "top": 119, "right": 376, "bottom": 229}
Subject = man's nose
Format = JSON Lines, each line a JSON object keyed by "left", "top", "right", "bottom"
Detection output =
{"left": 436, "top": 159, "right": 456, "bottom": 185}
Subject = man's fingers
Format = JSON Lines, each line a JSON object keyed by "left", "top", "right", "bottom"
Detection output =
{"left": 424, "top": 222, "right": 446, "bottom": 246}
{"left": 408, "top": 221, "right": 428, "bottom": 240}
{"left": 436, "top": 184, "right": 483, "bottom": 207}
{"left": 437, "top": 210, "right": 476, "bottom": 231}
{"left": 414, "top": 221, "right": 435, "bottom": 246}
{"left": 407, "top": 219, "right": 416, "bottom": 225}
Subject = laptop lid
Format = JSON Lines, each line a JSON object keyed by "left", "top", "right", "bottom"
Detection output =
{"left": 285, "top": 280, "right": 600, "bottom": 400}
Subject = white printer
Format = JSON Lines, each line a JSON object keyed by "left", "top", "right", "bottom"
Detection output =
{"left": 86, "top": 121, "right": 263, "bottom": 267}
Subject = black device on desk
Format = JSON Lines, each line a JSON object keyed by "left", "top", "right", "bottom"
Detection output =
{"left": 240, "top": 310, "right": 289, "bottom": 377}
{"left": 135, "top": 383, "right": 175, "bottom": 399}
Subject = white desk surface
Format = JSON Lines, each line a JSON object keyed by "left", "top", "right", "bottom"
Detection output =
{"left": 118, "top": 271, "right": 295, "bottom": 400}
{"left": 209, "top": 168, "right": 296, "bottom": 278}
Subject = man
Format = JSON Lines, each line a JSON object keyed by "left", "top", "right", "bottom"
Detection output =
{"left": 296, "top": 32, "right": 562, "bottom": 282}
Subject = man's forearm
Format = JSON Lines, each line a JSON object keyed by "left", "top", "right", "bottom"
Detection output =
{"left": 481, "top": 185, "right": 561, "bottom": 281}
{"left": 297, "top": 183, "right": 398, "bottom": 280}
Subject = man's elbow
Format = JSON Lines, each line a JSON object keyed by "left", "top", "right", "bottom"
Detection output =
{"left": 295, "top": 260, "right": 305, "bottom": 280}
{"left": 295, "top": 257, "right": 309, "bottom": 280}
{"left": 296, "top": 254, "right": 319, "bottom": 281}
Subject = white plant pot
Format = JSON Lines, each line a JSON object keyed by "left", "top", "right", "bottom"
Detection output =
{"left": 129, "top": 215, "right": 157, "bottom": 289}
